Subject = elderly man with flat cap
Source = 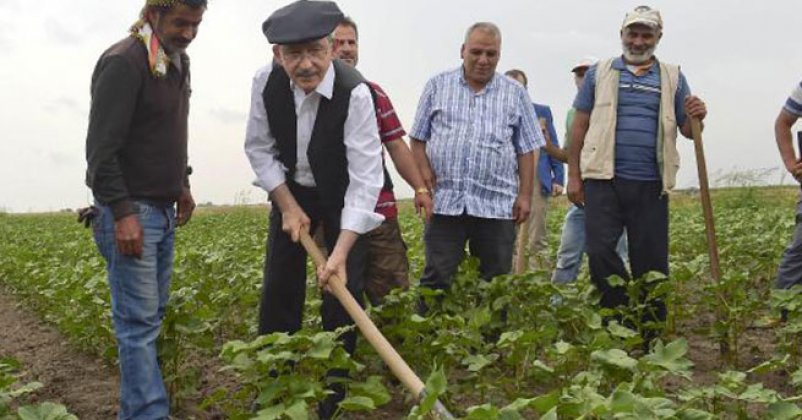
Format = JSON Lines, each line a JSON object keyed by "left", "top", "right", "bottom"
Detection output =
{"left": 83, "top": 0, "right": 206, "bottom": 418}
{"left": 566, "top": 6, "right": 707, "bottom": 346}
{"left": 244, "top": 0, "right": 383, "bottom": 416}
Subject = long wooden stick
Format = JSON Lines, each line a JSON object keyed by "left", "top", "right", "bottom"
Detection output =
{"left": 299, "top": 231, "right": 455, "bottom": 419}
{"left": 690, "top": 118, "right": 722, "bottom": 282}
{"left": 690, "top": 118, "right": 728, "bottom": 355}
{"left": 514, "top": 225, "right": 529, "bottom": 274}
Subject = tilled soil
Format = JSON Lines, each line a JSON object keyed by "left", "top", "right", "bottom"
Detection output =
{"left": 0, "top": 290, "right": 118, "bottom": 419}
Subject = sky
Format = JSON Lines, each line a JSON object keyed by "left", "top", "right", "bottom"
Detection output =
{"left": 1, "top": 0, "right": 800, "bottom": 212}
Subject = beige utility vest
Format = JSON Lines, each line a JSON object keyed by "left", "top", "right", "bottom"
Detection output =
{"left": 580, "top": 57, "right": 682, "bottom": 193}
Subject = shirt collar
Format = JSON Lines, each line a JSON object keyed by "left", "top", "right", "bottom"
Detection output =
{"left": 289, "top": 62, "right": 335, "bottom": 99}
{"left": 613, "top": 55, "right": 658, "bottom": 75}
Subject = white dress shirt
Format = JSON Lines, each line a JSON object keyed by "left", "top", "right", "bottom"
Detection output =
{"left": 244, "top": 61, "right": 384, "bottom": 234}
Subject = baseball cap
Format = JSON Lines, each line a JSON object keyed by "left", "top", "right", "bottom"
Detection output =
{"left": 571, "top": 56, "right": 598, "bottom": 73}
{"left": 622, "top": 5, "right": 663, "bottom": 30}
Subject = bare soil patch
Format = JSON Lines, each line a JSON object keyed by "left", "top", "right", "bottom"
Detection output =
{"left": 0, "top": 289, "right": 118, "bottom": 419}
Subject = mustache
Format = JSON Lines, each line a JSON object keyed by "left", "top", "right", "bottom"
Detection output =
{"left": 294, "top": 69, "right": 317, "bottom": 78}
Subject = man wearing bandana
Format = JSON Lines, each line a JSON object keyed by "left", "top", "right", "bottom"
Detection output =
{"left": 84, "top": 0, "right": 206, "bottom": 418}
{"left": 566, "top": 6, "right": 706, "bottom": 346}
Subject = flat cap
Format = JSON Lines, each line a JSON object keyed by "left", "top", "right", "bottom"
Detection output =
{"left": 262, "top": 0, "right": 344, "bottom": 45}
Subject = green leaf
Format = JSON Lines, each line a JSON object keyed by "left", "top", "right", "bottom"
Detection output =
{"left": 306, "top": 339, "right": 334, "bottom": 360}
{"left": 791, "top": 368, "right": 802, "bottom": 387}
{"left": 554, "top": 341, "right": 574, "bottom": 355}
{"left": 676, "top": 408, "right": 715, "bottom": 420}
{"left": 462, "top": 354, "right": 497, "bottom": 372}
{"left": 417, "top": 367, "right": 448, "bottom": 415}
{"left": 465, "top": 403, "right": 499, "bottom": 419}
{"left": 609, "top": 389, "right": 637, "bottom": 412}
{"left": 607, "top": 321, "right": 638, "bottom": 339}
{"left": 7, "top": 382, "right": 43, "bottom": 398}
{"left": 541, "top": 407, "right": 558, "bottom": 420}
{"left": 642, "top": 339, "right": 693, "bottom": 373}
{"left": 338, "top": 396, "right": 376, "bottom": 411}
{"left": 284, "top": 400, "right": 308, "bottom": 420}
{"left": 254, "top": 404, "right": 285, "bottom": 420}
{"left": 17, "top": 403, "right": 77, "bottom": 420}
{"left": 767, "top": 402, "right": 802, "bottom": 420}
{"left": 530, "top": 390, "right": 560, "bottom": 414}
{"left": 497, "top": 330, "right": 524, "bottom": 347}
{"left": 532, "top": 359, "right": 554, "bottom": 374}
{"left": 349, "top": 376, "right": 391, "bottom": 407}
{"left": 410, "top": 314, "right": 427, "bottom": 323}
{"left": 591, "top": 349, "right": 637, "bottom": 371}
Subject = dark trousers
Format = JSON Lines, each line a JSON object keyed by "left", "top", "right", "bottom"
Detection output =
{"left": 258, "top": 182, "right": 367, "bottom": 355}
{"left": 420, "top": 214, "right": 516, "bottom": 290}
{"left": 584, "top": 179, "right": 668, "bottom": 323}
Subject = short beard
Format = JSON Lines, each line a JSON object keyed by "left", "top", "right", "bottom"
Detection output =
{"left": 622, "top": 43, "right": 656, "bottom": 65}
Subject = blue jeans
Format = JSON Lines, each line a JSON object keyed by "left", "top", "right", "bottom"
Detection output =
{"left": 93, "top": 202, "right": 175, "bottom": 420}
{"left": 551, "top": 204, "right": 628, "bottom": 284}
{"left": 777, "top": 200, "right": 802, "bottom": 290}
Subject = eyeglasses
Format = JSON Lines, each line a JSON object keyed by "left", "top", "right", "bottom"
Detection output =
{"left": 281, "top": 45, "right": 329, "bottom": 63}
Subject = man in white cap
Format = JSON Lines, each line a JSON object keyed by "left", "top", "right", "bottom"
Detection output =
{"left": 544, "top": 57, "right": 629, "bottom": 286}
{"left": 566, "top": 5, "right": 707, "bottom": 344}
{"left": 244, "top": 0, "right": 384, "bottom": 416}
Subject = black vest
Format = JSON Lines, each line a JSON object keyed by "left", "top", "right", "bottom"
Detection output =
{"left": 263, "top": 59, "right": 392, "bottom": 215}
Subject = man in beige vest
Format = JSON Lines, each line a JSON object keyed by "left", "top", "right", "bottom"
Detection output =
{"left": 566, "top": 6, "right": 707, "bottom": 345}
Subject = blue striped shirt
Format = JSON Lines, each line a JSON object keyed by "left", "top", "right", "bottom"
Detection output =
{"left": 410, "top": 67, "right": 544, "bottom": 219}
{"left": 784, "top": 81, "right": 802, "bottom": 117}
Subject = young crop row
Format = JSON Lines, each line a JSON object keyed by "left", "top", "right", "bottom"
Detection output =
{"left": 0, "top": 356, "right": 77, "bottom": 420}
{"left": 1, "top": 188, "right": 802, "bottom": 418}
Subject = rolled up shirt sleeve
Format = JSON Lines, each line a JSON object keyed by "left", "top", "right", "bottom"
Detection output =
{"left": 244, "top": 64, "right": 288, "bottom": 193}
{"left": 341, "top": 83, "right": 385, "bottom": 233}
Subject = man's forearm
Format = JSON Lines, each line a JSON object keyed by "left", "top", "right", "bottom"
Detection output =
{"left": 385, "top": 138, "right": 427, "bottom": 189}
{"left": 331, "top": 229, "right": 358, "bottom": 261}
{"left": 776, "top": 110, "right": 800, "bottom": 170}
{"left": 544, "top": 143, "right": 569, "bottom": 163}
{"left": 410, "top": 138, "right": 428, "bottom": 164}
{"left": 517, "top": 150, "right": 536, "bottom": 199}
{"left": 269, "top": 183, "right": 302, "bottom": 214}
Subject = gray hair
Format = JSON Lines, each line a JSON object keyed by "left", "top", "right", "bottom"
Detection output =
{"left": 464, "top": 22, "right": 501, "bottom": 44}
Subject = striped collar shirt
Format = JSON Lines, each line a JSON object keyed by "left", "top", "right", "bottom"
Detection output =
{"left": 409, "top": 67, "right": 544, "bottom": 219}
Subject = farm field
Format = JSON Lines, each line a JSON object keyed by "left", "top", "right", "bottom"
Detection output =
{"left": 2, "top": 186, "right": 802, "bottom": 419}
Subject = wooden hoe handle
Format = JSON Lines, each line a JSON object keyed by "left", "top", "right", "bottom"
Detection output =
{"left": 299, "top": 231, "right": 455, "bottom": 419}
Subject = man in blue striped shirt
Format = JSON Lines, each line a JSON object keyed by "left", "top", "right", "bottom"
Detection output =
{"left": 774, "top": 80, "right": 802, "bottom": 303}
{"left": 409, "top": 22, "right": 544, "bottom": 305}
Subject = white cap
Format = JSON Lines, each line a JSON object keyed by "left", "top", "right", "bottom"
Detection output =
{"left": 571, "top": 56, "right": 598, "bottom": 73}
{"left": 622, "top": 5, "right": 663, "bottom": 30}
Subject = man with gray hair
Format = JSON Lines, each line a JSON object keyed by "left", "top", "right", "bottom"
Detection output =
{"left": 566, "top": 6, "right": 707, "bottom": 344}
{"left": 410, "top": 22, "right": 544, "bottom": 308}
{"left": 245, "top": 1, "right": 384, "bottom": 416}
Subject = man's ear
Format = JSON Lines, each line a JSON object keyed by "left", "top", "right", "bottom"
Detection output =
{"left": 145, "top": 7, "right": 161, "bottom": 27}
{"left": 460, "top": 43, "right": 465, "bottom": 60}
{"left": 272, "top": 45, "right": 282, "bottom": 64}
